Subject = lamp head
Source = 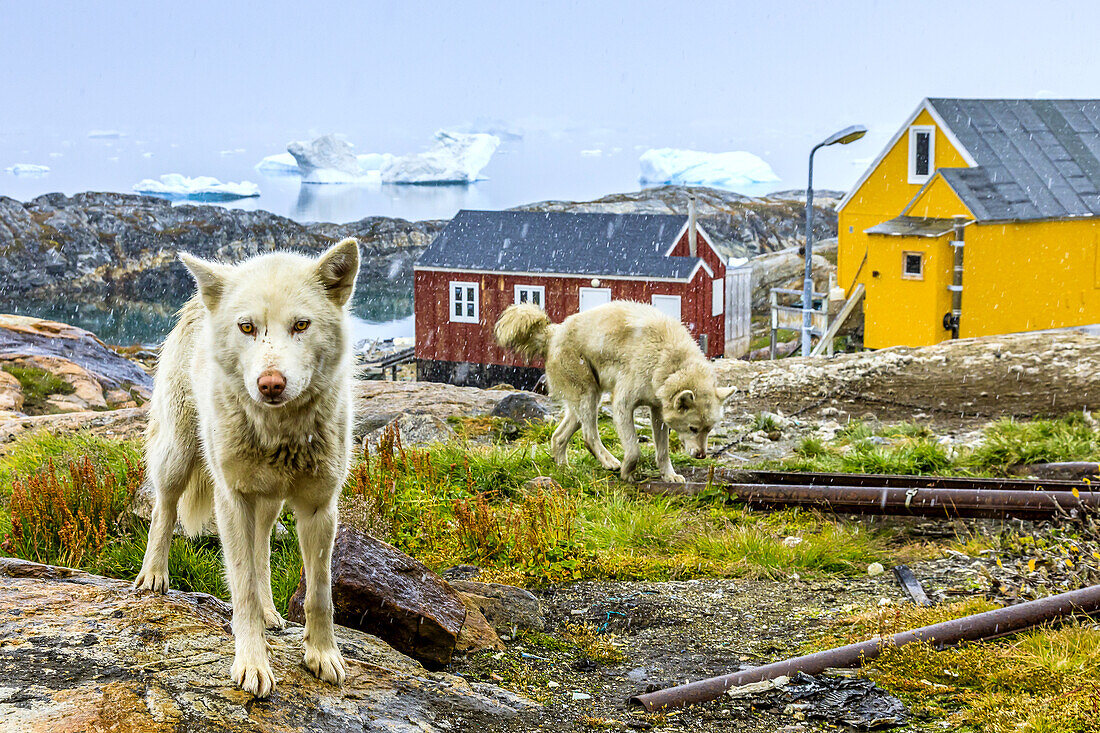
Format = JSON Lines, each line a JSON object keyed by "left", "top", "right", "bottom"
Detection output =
{"left": 822, "top": 125, "right": 867, "bottom": 147}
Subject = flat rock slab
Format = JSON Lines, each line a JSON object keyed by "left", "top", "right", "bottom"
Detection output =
{"left": 289, "top": 527, "right": 470, "bottom": 669}
{"left": 0, "top": 557, "right": 532, "bottom": 732}
{"left": 353, "top": 381, "right": 551, "bottom": 437}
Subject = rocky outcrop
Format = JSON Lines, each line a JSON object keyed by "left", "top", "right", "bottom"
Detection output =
{"left": 0, "top": 557, "right": 533, "bottom": 732}
{"left": 287, "top": 527, "right": 478, "bottom": 669}
{"left": 0, "top": 314, "right": 153, "bottom": 415}
{"left": 0, "top": 187, "right": 833, "bottom": 313}
{"left": 0, "top": 406, "right": 147, "bottom": 450}
{"left": 717, "top": 330, "right": 1100, "bottom": 419}
{"left": 516, "top": 185, "right": 839, "bottom": 260}
{"left": 0, "top": 192, "right": 441, "bottom": 305}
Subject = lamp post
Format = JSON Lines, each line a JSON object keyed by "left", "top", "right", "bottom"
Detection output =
{"left": 802, "top": 124, "right": 867, "bottom": 356}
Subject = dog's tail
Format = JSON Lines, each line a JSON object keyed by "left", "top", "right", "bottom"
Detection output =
{"left": 178, "top": 468, "right": 214, "bottom": 537}
{"left": 495, "top": 304, "right": 554, "bottom": 359}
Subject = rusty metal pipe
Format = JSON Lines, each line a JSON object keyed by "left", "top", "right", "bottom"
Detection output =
{"left": 680, "top": 467, "right": 1089, "bottom": 492}
{"left": 630, "top": 583, "right": 1100, "bottom": 711}
{"left": 644, "top": 481, "right": 1099, "bottom": 520}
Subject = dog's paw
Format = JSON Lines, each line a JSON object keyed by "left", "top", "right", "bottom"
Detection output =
{"left": 661, "top": 471, "right": 686, "bottom": 484}
{"left": 602, "top": 455, "right": 622, "bottom": 471}
{"left": 134, "top": 569, "right": 169, "bottom": 593}
{"left": 304, "top": 644, "right": 346, "bottom": 686}
{"left": 232, "top": 656, "right": 277, "bottom": 698}
{"left": 263, "top": 607, "right": 287, "bottom": 630}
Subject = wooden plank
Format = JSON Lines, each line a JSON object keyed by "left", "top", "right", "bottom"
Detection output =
{"left": 810, "top": 283, "right": 865, "bottom": 357}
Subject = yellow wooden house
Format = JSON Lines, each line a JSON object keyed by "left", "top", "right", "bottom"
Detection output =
{"left": 838, "top": 98, "right": 1100, "bottom": 348}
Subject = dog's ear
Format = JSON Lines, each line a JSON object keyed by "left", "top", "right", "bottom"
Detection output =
{"left": 179, "top": 252, "right": 231, "bottom": 311}
{"left": 716, "top": 385, "right": 736, "bottom": 402}
{"left": 315, "top": 238, "right": 361, "bottom": 306}
{"left": 674, "top": 389, "right": 696, "bottom": 411}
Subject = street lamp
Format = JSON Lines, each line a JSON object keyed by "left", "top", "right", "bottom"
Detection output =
{"left": 802, "top": 124, "right": 867, "bottom": 356}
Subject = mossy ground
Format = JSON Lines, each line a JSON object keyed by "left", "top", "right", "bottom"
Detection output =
{"left": 2, "top": 364, "right": 76, "bottom": 414}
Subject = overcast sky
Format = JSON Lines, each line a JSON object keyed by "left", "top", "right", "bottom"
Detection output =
{"left": 4, "top": 1, "right": 1100, "bottom": 189}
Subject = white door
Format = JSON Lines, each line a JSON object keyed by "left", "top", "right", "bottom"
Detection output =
{"left": 651, "top": 294, "right": 682, "bottom": 322}
{"left": 725, "top": 266, "right": 751, "bottom": 357}
{"left": 579, "top": 287, "right": 612, "bottom": 312}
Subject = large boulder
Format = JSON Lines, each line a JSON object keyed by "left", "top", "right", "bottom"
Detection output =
{"left": 288, "top": 527, "right": 472, "bottom": 669}
{"left": 449, "top": 580, "right": 545, "bottom": 635}
{"left": 0, "top": 557, "right": 533, "bottom": 732}
{"left": 748, "top": 245, "right": 835, "bottom": 312}
{"left": 490, "top": 392, "right": 549, "bottom": 426}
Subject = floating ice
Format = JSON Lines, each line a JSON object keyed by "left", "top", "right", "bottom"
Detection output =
{"left": 639, "top": 148, "right": 780, "bottom": 189}
{"left": 256, "top": 152, "right": 300, "bottom": 175}
{"left": 132, "top": 174, "right": 260, "bottom": 201}
{"left": 580, "top": 149, "right": 603, "bottom": 157}
{"left": 256, "top": 137, "right": 393, "bottom": 184}
{"left": 380, "top": 130, "right": 499, "bottom": 184}
{"left": 87, "top": 130, "right": 123, "bottom": 139}
{"left": 5, "top": 163, "right": 50, "bottom": 176}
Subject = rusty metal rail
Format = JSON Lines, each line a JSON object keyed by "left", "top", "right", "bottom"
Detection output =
{"left": 630, "top": 583, "right": 1100, "bottom": 711}
{"left": 643, "top": 480, "right": 1100, "bottom": 519}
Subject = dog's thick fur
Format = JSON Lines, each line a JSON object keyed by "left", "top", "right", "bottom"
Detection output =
{"left": 134, "top": 239, "right": 361, "bottom": 698}
{"left": 495, "top": 301, "right": 734, "bottom": 483}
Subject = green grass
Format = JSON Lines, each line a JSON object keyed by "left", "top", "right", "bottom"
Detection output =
{"left": 774, "top": 416, "right": 1097, "bottom": 477}
{"left": 2, "top": 364, "right": 75, "bottom": 414}
{"left": 815, "top": 600, "right": 1100, "bottom": 733}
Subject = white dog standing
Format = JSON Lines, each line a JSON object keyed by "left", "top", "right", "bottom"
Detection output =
{"left": 495, "top": 301, "right": 734, "bottom": 483}
{"left": 135, "top": 238, "right": 360, "bottom": 698}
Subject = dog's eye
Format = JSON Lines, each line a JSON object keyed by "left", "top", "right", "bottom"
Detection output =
{"left": 239, "top": 322, "right": 255, "bottom": 335}
{"left": 293, "top": 319, "right": 311, "bottom": 333}
{"left": 689, "top": 426, "right": 700, "bottom": 434}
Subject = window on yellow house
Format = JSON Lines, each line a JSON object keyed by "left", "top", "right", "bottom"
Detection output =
{"left": 902, "top": 252, "right": 924, "bottom": 280}
{"left": 908, "top": 126, "right": 934, "bottom": 184}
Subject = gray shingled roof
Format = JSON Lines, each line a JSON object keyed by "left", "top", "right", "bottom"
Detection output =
{"left": 865, "top": 216, "right": 958, "bottom": 238}
{"left": 416, "top": 210, "right": 703, "bottom": 279}
{"left": 928, "top": 98, "right": 1100, "bottom": 221}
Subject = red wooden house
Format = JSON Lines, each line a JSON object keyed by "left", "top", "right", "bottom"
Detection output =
{"left": 414, "top": 209, "right": 741, "bottom": 389}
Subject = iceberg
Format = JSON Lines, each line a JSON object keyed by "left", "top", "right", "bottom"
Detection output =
{"left": 639, "top": 148, "right": 780, "bottom": 190}
{"left": 256, "top": 136, "right": 395, "bottom": 184}
{"left": 5, "top": 163, "right": 50, "bottom": 176}
{"left": 132, "top": 174, "right": 260, "bottom": 201}
{"left": 87, "top": 130, "right": 123, "bottom": 139}
{"left": 380, "top": 130, "right": 499, "bottom": 184}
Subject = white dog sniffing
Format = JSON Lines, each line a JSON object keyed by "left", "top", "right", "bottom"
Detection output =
{"left": 495, "top": 301, "right": 734, "bottom": 483}
{"left": 135, "top": 238, "right": 360, "bottom": 698}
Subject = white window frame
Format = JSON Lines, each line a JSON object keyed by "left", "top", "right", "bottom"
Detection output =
{"left": 578, "top": 287, "right": 612, "bottom": 312}
{"left": 908, "top": 125, "right": 935, "bottom": 184}
{"left": 711, "top": 278, "right": 724, "bottom": 317}
{"left": 651, "top": 294, "right": 682, "bottom": 322}
{"left": 513, "top": 284, "right": 546, "bottom": 308}
{"left": 902, "top": 251, "right": 925, "bottom": 280}
{"left": 449, "top": 280, "right": 479, "bottom": 323}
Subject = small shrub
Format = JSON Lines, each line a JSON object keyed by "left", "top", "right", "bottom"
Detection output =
{"left": 2, "top": 456, "right": 140, "bottom": 568}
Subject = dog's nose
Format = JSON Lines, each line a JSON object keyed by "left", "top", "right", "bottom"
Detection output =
{"left": 694, "top": 449, "right": 707, "bottom": 459}
{"left": 258, "top": 370, "right": 286, "bottom": 398}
